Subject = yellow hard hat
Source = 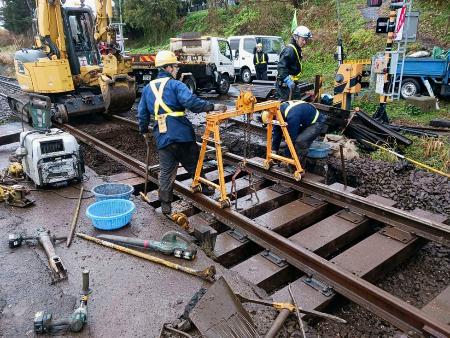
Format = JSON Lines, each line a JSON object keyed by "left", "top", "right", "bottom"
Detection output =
{"left": 261, "top": 110, "right": 270, "bottom": 124}
{"left": 155, "top": 50, "right": 179, "bottom": 67}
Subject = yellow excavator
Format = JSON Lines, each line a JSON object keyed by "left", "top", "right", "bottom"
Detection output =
{"left": 14, "top": 0, "right": 135, "bottom": 123}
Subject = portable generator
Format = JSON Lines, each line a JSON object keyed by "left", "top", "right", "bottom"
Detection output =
{"left": 16, "top": 129, "right": 84, "bottom": 187}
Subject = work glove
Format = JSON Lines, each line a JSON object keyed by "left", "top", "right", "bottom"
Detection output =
{"left": 283, "top": 76, "right": 295, "bottom": 90}
{"left": 213, "top": 104, "right": 227, "bottom": 112}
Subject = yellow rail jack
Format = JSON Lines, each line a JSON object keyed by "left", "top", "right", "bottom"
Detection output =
{"left": 192, "top": 91, "right": 303, "bottom": 208}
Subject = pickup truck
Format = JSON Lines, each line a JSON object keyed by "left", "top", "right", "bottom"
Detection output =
{"left": 397, "top": 52, "right": 450, "bottom": 99}
{"left": 130, "top": 34, "right": 234, "bottom": 95}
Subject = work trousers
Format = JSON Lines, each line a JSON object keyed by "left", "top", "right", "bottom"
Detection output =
{"left": 275, "top": 82, "right": 302, "bottom": 102}
{"left": 256, "top": 68, "right": 268, "bottom": 80}
{"left": 294, "top": 115, "right": 327, "bottom": 166}
{"left": 158, "top": 141, "right": 199, "bottom": 203}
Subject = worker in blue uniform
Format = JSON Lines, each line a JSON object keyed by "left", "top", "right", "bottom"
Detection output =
{"left": 137, "top": 50, "right": 226, "bottom": 214}
{"left": 276, "top": 26, "right": 312, "bottom": 101}
{"left": 262, "top": 100, "right": 327, "bottom": 168}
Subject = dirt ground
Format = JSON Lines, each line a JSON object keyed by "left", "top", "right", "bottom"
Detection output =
{"left": 0, "top": 140, "right": 236, "bottom": 338}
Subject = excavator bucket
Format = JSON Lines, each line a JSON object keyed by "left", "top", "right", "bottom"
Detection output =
{"left": 99, "top": 74, "right": 136, "bottom": 114}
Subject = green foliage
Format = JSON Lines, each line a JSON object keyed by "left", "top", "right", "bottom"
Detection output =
{"left": 124, "top": 0, "right": 179, "bottom": 44}
{"left": 221, "top": 5, "right": 259, "bottom": 36}
{"left": 0, "top": 0, "right": 33, "bottom": 35}
{"left": 369, "top": 135, "right": 450, "bottom": 174}
{"left": 182, "top": 10, "right": 208, "bottom": 33}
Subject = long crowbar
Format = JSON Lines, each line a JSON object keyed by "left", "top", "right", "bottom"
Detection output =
{"left": 76, "top": 233, "right": 216, "bottom": 282}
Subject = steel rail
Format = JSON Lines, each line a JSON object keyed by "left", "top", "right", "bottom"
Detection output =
{"left": 107, "top": 115, "right": 450, "bottom": 246}
{"left": 222, "top": 153, "right": 450, "bottom": 246}
{"left": 59, "top": 122, "right": 450, "bottom": 337}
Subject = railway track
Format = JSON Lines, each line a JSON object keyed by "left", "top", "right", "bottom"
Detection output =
{"left": 54, "top": 117, "right": 450, "bottom": 337}
{"left": 2, "top": 85, "right": 450, "bottom": 336}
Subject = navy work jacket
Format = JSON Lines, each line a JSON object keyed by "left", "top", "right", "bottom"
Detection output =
{"left": 272, "top": 101, "right": 323, "bottom": 152}
{"left": 137, "top": 71, "right": 213, "bottom": 150}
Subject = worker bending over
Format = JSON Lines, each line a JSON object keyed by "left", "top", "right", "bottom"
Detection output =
{"left": 276, "top": 26, "right": 312, "bottom": 101}
{"left": 263, "top": 100, "right": 327, "bottom": 168}
{"left": 253, "top": 43, "right": 268, "bottom": 80}
{"left": 137, "top": 50, "right": 226, "bottom": 214}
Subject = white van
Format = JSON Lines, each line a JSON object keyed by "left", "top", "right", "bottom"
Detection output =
{"left": 228, "top": 35, "right": 284, "bottom": 83}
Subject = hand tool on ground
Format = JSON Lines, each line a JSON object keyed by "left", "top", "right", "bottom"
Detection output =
{"left": 362, "top": 139, "right": 450, "bottom": 178}
{"left": 189, "top": 277, "right": 259, "bottom": 338}
{"left": 0, "top": 184, "right": 34, "bottom": 207}
{"left": 170, "top": 212, "right": 217, "bottom": 254}
{"left": 159, "top": 324, "right": 193, "bottom": 338}
{"left": 9, "top": 228, "right": 68, "bottom": 281}
{"left": 288, "top": 283, "right": 307, "bottom": 338}
{"left": 140, "top": 134, "right": 151, "bottom": 202}
{"left": 339, "top": 144, "right": 348, "bottom": 190}
{"left": 76, "top": 232, "right": 216, "bottom": 282}
{"left": 34, "top": 269, "right": 91, "bottom": 334}
{"left": 171, "top": 212, "right": 194, "bottom": 234}
{"left": 237, "top": 293, "right": 346, "bottom": 323}
{"left": 97, "top": 230, "right": 197, "bottom": 260}
{"left": 67, "top": 187, "right": 84, "bottom": 247}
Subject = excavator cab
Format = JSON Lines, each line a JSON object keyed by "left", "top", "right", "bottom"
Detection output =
{"left": 13, "top": 1, "right": 135, "bottom": 123}
{"left": 64, "top": 8, "right": 100, "bottom": 70}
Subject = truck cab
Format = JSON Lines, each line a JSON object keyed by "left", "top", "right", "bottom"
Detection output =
{"left": 228, "top": 35, "right": 284, "bottom": 83}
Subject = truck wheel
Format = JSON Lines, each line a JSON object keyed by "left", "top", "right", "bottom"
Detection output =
{"left": 216, "top": 74, "right": 230, "bottom": 95}
{"left": 400, "top": 78, "right": 421, "bottom": 99}
{"left": 183, "top": 77, "right": 196, "bottom": 93}
{"left": 241, "top": 68, "right": 252, "bottom": 83}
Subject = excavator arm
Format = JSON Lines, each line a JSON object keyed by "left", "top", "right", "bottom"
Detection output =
{"left": 92, "top": 0, "right": 136, "bottom": 114}
{"left": 35, "top": 0, "right": 67, "bottom": 58}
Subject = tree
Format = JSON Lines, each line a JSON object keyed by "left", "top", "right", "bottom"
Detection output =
{"left": 123, "top": 0, "right": 179, "bottom": 44}
{"left": 0, "top": 0, "right": 34, "bottom": 35}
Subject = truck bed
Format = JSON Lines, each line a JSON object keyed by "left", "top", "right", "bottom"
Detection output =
{"left": 397, "top": 57, "right": 449, "bottom": 78}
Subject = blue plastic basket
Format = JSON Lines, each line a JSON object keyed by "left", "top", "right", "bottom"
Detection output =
{"left": 307, "top": 141, "right": 331, "bottom": 159}
{"left": 86, "top": 199, "right": 136, "bottom": 230}
{"left": 92, "top": 183, "right": 134, "bottom": 201}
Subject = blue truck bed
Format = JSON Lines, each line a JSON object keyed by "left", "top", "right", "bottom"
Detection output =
{"left": 397, "top": 55, "right": 450, "bottom": 79}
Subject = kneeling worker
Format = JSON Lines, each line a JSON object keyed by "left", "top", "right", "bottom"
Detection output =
{"left": 263, "top": 100, "right": 327, "bottom": 168}
{"left": 137, "top": 50, "right": 226, "bottom": 214}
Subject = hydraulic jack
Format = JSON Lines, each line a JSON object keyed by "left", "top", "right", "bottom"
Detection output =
{"left": 97, "top": 231, "right": 197, "bottom": 260}
{"left": 34, "top": 270, "right": 91, "bottom": 334}
{"left": 9, "top": 228, "right": 68, "bottom": 281}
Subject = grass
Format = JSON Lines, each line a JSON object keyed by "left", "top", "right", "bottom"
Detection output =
{"left": 370, "top": 135, "right": 450, "bottom": 174}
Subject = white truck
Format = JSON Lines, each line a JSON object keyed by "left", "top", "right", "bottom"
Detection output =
{"left": 228, "top": 35, "right": 284, "bottom": 83}
{"left": 131, "top": 34, "right": 235, "bottom": 95}
{"left": 170, "top": 34, "right": 235, "bottom": 94}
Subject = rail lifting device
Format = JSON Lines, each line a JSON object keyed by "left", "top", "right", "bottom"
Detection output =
{"left": 192, "top": 91, "right": 303, "bottom": 208}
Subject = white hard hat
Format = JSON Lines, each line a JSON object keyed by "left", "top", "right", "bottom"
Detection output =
{"left": 293, "top": 26, "right": 312, "bottom": 39}
{"left": 155, "top": 50, "right": 179, "bottom": 67}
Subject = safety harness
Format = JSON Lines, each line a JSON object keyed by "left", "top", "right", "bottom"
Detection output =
{"left": 255, "top": 52, "right": 266, "bottom": 64}
{"left": 149, "top": 77, "right": 184, "bottom": 133}
{"left": 288, "top": 44, "right": 303, "bottom": 81}
{"left": 284, "top": 100, "right": 320, "bottom": 125}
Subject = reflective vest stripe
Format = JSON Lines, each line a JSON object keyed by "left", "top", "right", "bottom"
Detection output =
{"left": 149, "top": 78, "right": 184, "bottom": 117}
{"left": 256, "top": 53, "right": 266, "bottom": 64}
{"left": 284, "top": 100, "right": 320, "bottom": 124}
{"left": 288, "top": 44, "right": 302, "bottom": 81}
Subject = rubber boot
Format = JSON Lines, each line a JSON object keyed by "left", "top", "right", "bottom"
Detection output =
{"left": 159, "top": 189, "right": 173, "bottom": 215}
{"left": 161, "top": 202, "right": 172, "bottom": 215}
